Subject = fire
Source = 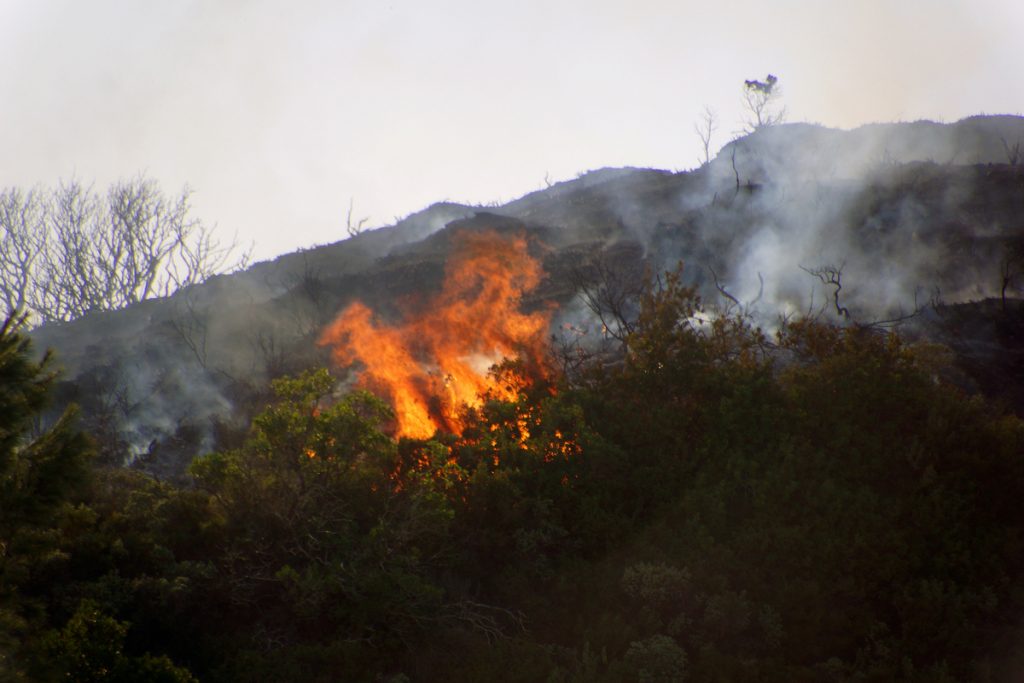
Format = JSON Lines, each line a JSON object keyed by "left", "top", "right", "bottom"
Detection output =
{"left": 318, "top": 230, "right": 553, "bottom": 438}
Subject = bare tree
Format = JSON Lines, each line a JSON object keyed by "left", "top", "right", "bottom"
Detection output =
{"left": 0, "top": 176, "right": 251, "bottom": 324}
{"left": 708, "top": 265, "right": 764, "bottom": 318}
{"left": 742, "top": 74, "right": 786, "bottom": 132}
{"left": 569, "top": 246, "right": 647, "bottom": 345}
{"left": 801, "top": 263, "right": 851, "bottom": 320}
{"left": 694, "top": 106, "right": 718, "bottom": 166}
{"left": 1000, "top": 136, "right": 1022, "bottom": 166}
{"left": 801, "top": 262, "right": 926, "bottom": 329}
{"left": 346, "top": 198, "right": 369, "bottom": 238}
{"left": 999, "top": 242, "right": 1024, "bottom": 313}
{"left": 551, "top": 246, "right": 648, "bottom": 381}
{"left": 170, "top": 291, "right": 212, "bottom": 371}
{"left": 0, "top": 188, "right": 45, "bottom": 314}
{"left": 284, "top": 254, "right": 333, "bottom": 337}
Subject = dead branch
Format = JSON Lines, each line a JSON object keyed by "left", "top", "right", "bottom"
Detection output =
{"left": 0, "top": 176, "right": 250, "bottom": 324}
{"left": 708, "top": 266, "right": 764, "bottom": 317}
{"left": 800, "top": 262, "right": 928, "bottom": 330}
{"left": 708, "top": 265, "right": 740, "bottom": 310}
{"left": 801, "top": 263, "right": 850, "bottom": 320}
{"left": 440, "top": 600, "right": 526, "bottom": 643}
{"left": 1000, "top": 243, "right": 1023, "bottom": 313}
{"left": 694, "top": 106, "right": 718, "bottom": 166}
{"left": 170, "top": 292, "right": 210, "bottom": 370}
{"left": 731, "top": 146, "right": 741, "bottom": 194}
{"left": 346, "top": 198, "right": 369, "bottom": 238}
{"left": 569, "top": 247, "right": 646, "bottom": 345}
{"left": 1001, "top": 136, "right": 1022, "bottom": 166}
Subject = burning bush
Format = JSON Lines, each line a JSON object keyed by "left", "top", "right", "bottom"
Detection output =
{"left": 318, "top": 230, "right": 554, "bottom": 438}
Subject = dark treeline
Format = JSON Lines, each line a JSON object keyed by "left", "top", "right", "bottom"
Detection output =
{"left": 2, "top": 271, "right": 1024, "bottom": 682}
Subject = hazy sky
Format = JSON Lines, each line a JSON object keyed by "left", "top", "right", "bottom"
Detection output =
{"left": 2, "top": 0, "right": 1022, "bottom": 261}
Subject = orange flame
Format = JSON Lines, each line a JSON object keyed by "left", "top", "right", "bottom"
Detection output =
{"left": 318, "top": 230, "right": 553, "bottom": 438}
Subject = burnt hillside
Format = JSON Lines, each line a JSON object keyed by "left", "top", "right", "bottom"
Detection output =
{"left": 30, "top": 116, "right": 1024, "bottom": 476}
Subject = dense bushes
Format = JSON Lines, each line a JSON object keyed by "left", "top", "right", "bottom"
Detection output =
{"left": 3, "top": 269, "right": 1024, "bottom": 681}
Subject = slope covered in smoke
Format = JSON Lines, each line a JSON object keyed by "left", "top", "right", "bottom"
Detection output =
{"left": 29, "top": 115, "right": 1024, "bottom": 476}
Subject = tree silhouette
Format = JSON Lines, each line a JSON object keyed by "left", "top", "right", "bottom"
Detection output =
{"left": 742, "top": 74, "right": 785, "bottom": 131}
{"left": 0, "top": 177, "right": 250, "bottom": 324}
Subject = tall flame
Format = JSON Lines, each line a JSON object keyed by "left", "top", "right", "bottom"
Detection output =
{"left": 318, "top": 230, "right": 552, "bottom": 438}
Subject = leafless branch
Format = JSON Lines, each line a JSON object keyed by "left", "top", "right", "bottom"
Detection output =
{"left": 440, "top": 600, "right": 526, "bottom": 643}
{"left": 708, "top": 266, "right": 765, "bottom": 325}
{"left": 569, "top": 248, "right": 646, "bottom": 345}
{"left": 1000, "top": 243, "right": 1023, "bottom": 313}
{"left": 0, "top": 176, "right": 251, "bottom": 324}
{"left": 708, "top": 265, "right": 740, "bottom": 310}
{"left": 284, "top": 254, "right": 332, "bottom": 336}
{"left": 800, "top": 262, "right": 927, "bottom": 330}
{"left": 0, "top": 187, "right": 44, "bottom": 316}
{"left": 694, "top": 106, "right": 718, "bottom": 166}
{"left": 801, "top": 263, "right": 850, "bottom": 320}
{"left": 1001, "top": 136, "right": 1022, "bottom": 166}
{"left": 731, "top": 146, "right": 741, "bottom": 193}
{"left": 170, "top": 292, "right": 211, "bottom": 370}
{"left": 346, "top": 198, "right": 369, "bottom": 238}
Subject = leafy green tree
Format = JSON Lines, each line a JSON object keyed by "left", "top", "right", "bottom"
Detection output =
{"left": 442, "top": 272, "right": 1024, "bottom": 682}
{"left": 41, "top": 599, "right": 196, "bottom": 682}
{"left": 621, "top": 634, "right": 688, "bottom": 682}
{"left": 0, "top": 314, "right": 91, "bottom": 530}
{"left": 190, "top": 369, "right": 457, "bottom": 678}
{"left": 0, "top": 313, "right": 92, "bottom": 678}
{"left": 33, "top": 466, "right": 223, "bottom": 676}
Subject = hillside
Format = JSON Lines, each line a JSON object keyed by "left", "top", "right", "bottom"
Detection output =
{"left": 7, "top": 115, "right": 1024, "bottom": 682}
{"left": 29, "top": 116, "right": 1024, "bottom": 477}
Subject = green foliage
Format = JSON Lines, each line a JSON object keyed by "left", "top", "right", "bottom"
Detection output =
{"left": 189, "top": 368, "right": 458, "bottom": 677}
{"left": 42, "top": 599, "right": 196, "bottom": 682}
{"left": 7, "top": 272, "right": 1024, "bottom": 681}
{"left": 0, "top": 314, "right": 93, "bottom": 679}
{"left": 0, "top": 314, "right": 92, "bottom": 530}
{"left": 44, "top": 599, "right": 128, "bottom": 682}
{"left": 433, "top": 272, "right": 1024, "bottom": 681}
{"left": 621, "top": 634, "right": 688, "bottom": 682}
{"left": 622, "top": 563, "right": 691, "bottom": 618}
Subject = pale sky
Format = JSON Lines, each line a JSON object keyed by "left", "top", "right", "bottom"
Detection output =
{"left": 2, "top": 0, "right": 1022, "bottom": 262}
